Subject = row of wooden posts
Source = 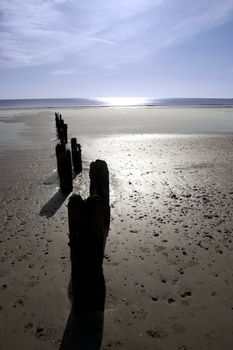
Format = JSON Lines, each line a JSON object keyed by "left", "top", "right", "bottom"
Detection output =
{"left": 55, "top": 112, "right": 82, "bottom": 193}
{"left": 54, "top": 112, "right": 110, "bottom": 312}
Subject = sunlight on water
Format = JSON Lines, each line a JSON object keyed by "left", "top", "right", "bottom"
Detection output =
{"left": 99, "top": 97, "right": 150, "bottom": 106}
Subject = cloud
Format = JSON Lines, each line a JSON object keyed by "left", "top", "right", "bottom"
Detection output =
{"left": 53, "top": 0, "right": 68, "bottom": 3}
{"left": 0, "top": 0, "right": 233, "bottom": 69}
{"left": 50, "top": 68, "right": 78, "bottom": 75}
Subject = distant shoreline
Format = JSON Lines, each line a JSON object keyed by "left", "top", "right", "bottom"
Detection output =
{"left": 0, "top": 97, "right": 233, "bottom": 109}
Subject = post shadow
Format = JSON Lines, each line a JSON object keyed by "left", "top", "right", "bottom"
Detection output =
{"left": 60, "top": 194, "right": 107, "bottom": 350}
{"left": 60, "top": 286, "right": 105, "bottom": 350}
{"left": 39, "top": 190, "right": 69, "bottom": 218}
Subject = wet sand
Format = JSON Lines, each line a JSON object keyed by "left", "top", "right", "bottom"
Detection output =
{"left": 0, "top": 107, "right": 233, "bottom": 350}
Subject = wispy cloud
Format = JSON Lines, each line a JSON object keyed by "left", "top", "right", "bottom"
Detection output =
{"left": 50, "top": 68, "right": 78, "bottom": 75}
{"left": 0, "top": 0, "right": 233, "bottom": 69}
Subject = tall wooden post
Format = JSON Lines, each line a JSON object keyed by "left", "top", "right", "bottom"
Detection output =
{"left": 57, "top": 149, "right": 73, "bottom": 193}
{"left": 63, "top": 123, "right": 68, "bottom": 144}
{"left": 55, "top": 143, "right": 66, "bottom": 175}
{"left": 89, "top": 160, "right": 110, "bottom": 230}
{"left": 77, "top": 143, "right": 82, "bottom": 172}
{"left": 68, "top": 194, "right": 105, "bottom": 312}
{"left": 71, "top": 138, "right": 82, "bottom": 174}
{"left": 55, "top": 112, "right": 59, "bottom": 130}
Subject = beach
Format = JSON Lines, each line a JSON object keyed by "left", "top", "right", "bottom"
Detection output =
{"left": 0, "top": 107, "right": 233, "bottom": 350}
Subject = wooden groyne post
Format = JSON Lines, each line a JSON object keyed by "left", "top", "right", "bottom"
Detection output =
{"left": 55, "top": 113, "right": 66, "bottom": 144}
{"left": 71, "top": 138, "right": 82, "bottom": 174}
{"left": 56, "top": 149, "right": 73, "bottom": 193}
{"left": 90, "top": 160, "right": 110, "bottom": 231}
{"left": 63, "top": 123, "right": 68, "bottom": 144}
{"left": 59, "top": 119, "right": 65, "bottom": 144}
{"left": 55, "top": 143, "right": 66, "bottom": 175}
{"left": 68, "top": 193, "right": 105, "bottom": 312}
{"left": 55, "top": 113, "right": 62, "bottom": 138}
{"left": 55, "top": 112, "right": 59, "bottom": 130}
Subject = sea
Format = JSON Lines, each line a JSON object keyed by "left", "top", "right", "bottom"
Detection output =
{"left": 0, "top": 98, "right": 233, "bottom": 109}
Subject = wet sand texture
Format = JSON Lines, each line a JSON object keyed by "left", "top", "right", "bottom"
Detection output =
{"left": 0, "top": 107, "right": 233, "bottom": 349}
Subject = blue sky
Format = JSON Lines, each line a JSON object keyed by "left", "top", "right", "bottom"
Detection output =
{"left": 0, "top": 0, "right": 233, "bottom": 99}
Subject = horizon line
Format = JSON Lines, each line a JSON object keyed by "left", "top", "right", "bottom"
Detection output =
{"left": 0, "top": 96, "right": 233, "bottom": 101}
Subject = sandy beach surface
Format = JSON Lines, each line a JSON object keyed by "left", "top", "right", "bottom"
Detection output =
{"left": 0, "top": 107, "right": 233, "bottom": 350}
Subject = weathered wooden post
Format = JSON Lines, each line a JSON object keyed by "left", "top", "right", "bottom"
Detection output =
{"left": 68, "top": 193, "right": 105, "bottom": 312}
{"left": 55, "top": 113, "right": 61, "bottom": 139}
{"left": 57, "top": 149, "right": 73, "bottom": 193}
{"left": 60, "top": 118, "right": 64, "bottom": 127}
{"left": 71, "top": 138, "right": 82, "bottom": 174}
{"left": 56, "top": 117, "right": 63, "bottom": 140}
{"left": 55, "top": 143, "right": 66, "bottom": 156}
{"left": 55, "top": 113, "right": 67, "bottom": 144}
{"left": 90, "top": 160, "right": 110, "bottom": 231}
{"left": 77, "top": 143, "right": 82, "bottom": 172}
{"left": 58, "top": 119, "right": 65, "bottom": 143}
{"left": 71, "top": 138, "right": 77, "bottom": 171}
{"left": 57, "top": 120, "right": 61, "bottom": 140}
{"left": 55, "top": 112, "right": 59, "bottom": 130}
{"left": 55, "top": 143, "right": 66, "bottom": 175}
{"left": 63, "top": 123, "right": 68, "bottom": 144}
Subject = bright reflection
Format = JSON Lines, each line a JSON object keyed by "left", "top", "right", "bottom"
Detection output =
{"left": 99, "top": 97, "right": 150, "bottom": 107}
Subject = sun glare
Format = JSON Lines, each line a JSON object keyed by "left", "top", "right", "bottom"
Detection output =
{"left": 99, "top": 97, "right": 149, "bottom": 106}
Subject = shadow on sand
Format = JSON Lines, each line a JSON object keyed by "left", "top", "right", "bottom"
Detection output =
{"left": 60, "top": 193, "right": 109, "bottom": 350}
{"left": 60, "top": 276, "right": 105, "bottom": 350}
{"left": 39, "top": 190, "right": 69, "bottom": 218}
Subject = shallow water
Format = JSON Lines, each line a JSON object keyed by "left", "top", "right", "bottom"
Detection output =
{"left": 1, "top": 107, "right": 233, "bottom": 137}
{"left": 55, "top": 107, "right": 233, "bottom": 135}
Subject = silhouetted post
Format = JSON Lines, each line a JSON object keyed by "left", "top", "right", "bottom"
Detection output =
{"left": 55, "top": 143, "right": 66, "bottom": 175}
{"left": 55, "top": 113, "right": 60, "bottom": 139}
{"left": 56, "top": 117, "right": 63, "bottom": 140}
{"left": 59, "top": 119, "right": 65, "bottom": 143}
{"left": 57, "top": 121, "right": 61, "bottom": 139}
{"left": 55, "top": 112, "right": 59, "bottom": 130}
{"left": 68, "top": 194, "right": 105, "bottom": 312}
{"left": 77, "top": 143, "right": 82, "bottom": 173}
{"left": 57, "top": 149, "right": 73, "bottom": 193}
{"left": 63, "top": 123, "right": 68, "bottom": 144}
{"left": 60, "top": 118, "right": 64, "bottom": 127}
{"left": 71, "top": 138, "right": 82, "bottom": 174}
{"left": 71, "top": 138, "right": 77, "bottom": 170}
{"left": 55, "top": 113, "right": 64, "bottom": 139}
{"left": 90, "top": 160, "right": 110, "bottom": 231}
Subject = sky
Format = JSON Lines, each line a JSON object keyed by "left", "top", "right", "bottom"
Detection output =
{"left": 0, "top": 0, "right": 233, "bottom": 99}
